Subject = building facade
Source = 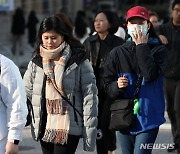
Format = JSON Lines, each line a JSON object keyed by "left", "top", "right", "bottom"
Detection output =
{"left": 13, "top": 0, "right": 84, "bottom": 18}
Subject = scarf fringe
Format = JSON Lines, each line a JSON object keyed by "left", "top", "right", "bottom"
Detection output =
{"left": 46, "top": 99, "right": 63, "bottom": 114}
{"left": 42, "top": 129, "right": 68, "bottom": 144}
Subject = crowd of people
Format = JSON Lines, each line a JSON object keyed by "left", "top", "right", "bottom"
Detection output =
{"left": 11, "top": 8, "right": 39, "bottom": 56}
{"left": 0, "top": 0, "right": 180, "bottom": 153}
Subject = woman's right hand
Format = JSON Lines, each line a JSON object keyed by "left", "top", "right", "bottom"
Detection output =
{"left": 117, "top": 75, "right": 128, "bottom": 88}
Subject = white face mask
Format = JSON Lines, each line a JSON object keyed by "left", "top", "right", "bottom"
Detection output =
{"left": 127, "top": 24, "right": 148, "bottom": 38}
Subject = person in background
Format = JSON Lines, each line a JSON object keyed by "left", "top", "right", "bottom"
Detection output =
{"left": 149, "top": 11, "right": 166, "bottom": 45}
{"left": 149, "top": 11, "right": 159, "bottom": 29}
{"left": 157, "top": 0, "right": 180, "bottom": 153}
{"left": 0, "top": 54, "right": 27, "bottom": 154}
{"left": 11, "top": 7, "right": 26, "bottom": 55}
{"left": 114, "top": 26, "right": 126, "bottom": 40}
{"left": 114, "top": 11, "right": 126, "bottom": 40}
{"left": 73, "top": 10, "right": 91, "bottom": 44}
{"left": 103, "top": 6, "right": 167, "bottom": 154}
{"left": 27, "top": 10, "right": 39, "bottom": 48}
{"left": 23, "top": 15, "right": 98, "bottom": 154}
{"left": 83, "top": 10, "right": 124, "bottom": 154}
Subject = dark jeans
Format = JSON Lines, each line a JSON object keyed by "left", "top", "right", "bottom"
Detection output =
{"left": 40, "top": 135, "right": 80, "bottom": 154}
{"left": 118, "top": 128, "right": 159, "bottom": 154}
{"left": 164, "top": 78, "right": 180, "bottom": 146}
{"left": 96, "top": 90, "right": 116, "bottom": 154}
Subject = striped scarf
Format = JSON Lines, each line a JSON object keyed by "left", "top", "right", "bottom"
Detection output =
{"left": 40, "top": 42, "right": 71, "bottom": 144}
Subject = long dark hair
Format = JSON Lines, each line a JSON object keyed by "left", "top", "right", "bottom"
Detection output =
{"left": 74, "top": 10, "right": 88, "bottom": 38}
{"left": 147, "top": 21, "right": 162, "bottom": 44}
{"left": 55, "top": 13, "right": 73, "bottom": 37}
{"left": 34, "top": 15, "right": 83, "bottom": 56}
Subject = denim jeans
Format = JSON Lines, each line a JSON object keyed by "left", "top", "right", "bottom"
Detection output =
{"left": 117, "top": 127, "right": 159, "bottom": 154}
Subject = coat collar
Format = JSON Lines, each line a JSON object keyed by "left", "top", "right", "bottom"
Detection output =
{"left": 88, "top": 33, "right": 119, "bottom": 46}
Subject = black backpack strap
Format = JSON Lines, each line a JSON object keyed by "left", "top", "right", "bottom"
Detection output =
{"left": 56, "top": 89, "right": 83, "bottom": 119}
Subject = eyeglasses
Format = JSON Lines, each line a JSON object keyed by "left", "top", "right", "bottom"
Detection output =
{"left": 173, "top": 8, "right": 180, "bottom": 13}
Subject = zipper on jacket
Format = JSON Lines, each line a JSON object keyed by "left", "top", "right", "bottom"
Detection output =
{"left": 73, "top": 96, "right": 78, "bottom": 125}
{"left": 37, "top": 75, "right": 47, "bottom": 141}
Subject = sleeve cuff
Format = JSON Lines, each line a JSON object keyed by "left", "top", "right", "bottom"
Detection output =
{"left": 8, "top": 129, "right": 23, "bottom": 141}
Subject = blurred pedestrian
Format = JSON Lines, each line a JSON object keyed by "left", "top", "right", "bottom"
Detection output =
{"left": 83, "top": 10, "right": 124, "bottom": 154}
{"left": 26, "top": 10, "right": 39, "bottom": 48}
{"left": 0, "top": 53, "right": 28, "bottom": 154}
{"left": 114, "top": 26, "right": 126, "bottom": 40}
{"left": 157, "top": 0, "right": 180, "bottom": 153}
{"left": 114, "top": 10, "right": 126, "bottom": 40}
{"left": 11, "top": 7, "right": 25, "bottom": 55}
{"left": 149, "top": 11, "right": 159, "bottom": 29}
{"left": 73, "top": 10, "right": 91, "bottom": 44}
{"left": 114, "top": 12, "right": 126, "bottom": 40}
{"left": 23, "top": 15, "right": 98, "bottom": 154}
{"left": 104, "top": 6, "right": 167, "bottom": 154}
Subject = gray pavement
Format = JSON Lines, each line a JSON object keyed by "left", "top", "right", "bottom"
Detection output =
{"left": 1, "top": 43, "right": 175, "bottom": 154}
{"left": 18, "top": 122, "right": 175, "bottom": 154}
{"left": 18, "top": 110, "right": 174, "bottom": 154}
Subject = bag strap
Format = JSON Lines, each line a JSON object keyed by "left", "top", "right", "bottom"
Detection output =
{"left": 54, "top": 86, "right": 83, "bottom": 119}
{"left": 133, "top": 74, "right": 143, "bottom": 99}
{"left": 116, "top": 50, "right": 143, "bottom": 99}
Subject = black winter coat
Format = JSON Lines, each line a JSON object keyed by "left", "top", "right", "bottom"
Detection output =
{"left": 83, "top": 34, "right": 124, "bottom": 90}
{"left": 158, "top": 20, "right": 180, "bottom": 79}
{"left": 83, "top": 34, "right": 124, "bottom": 128}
